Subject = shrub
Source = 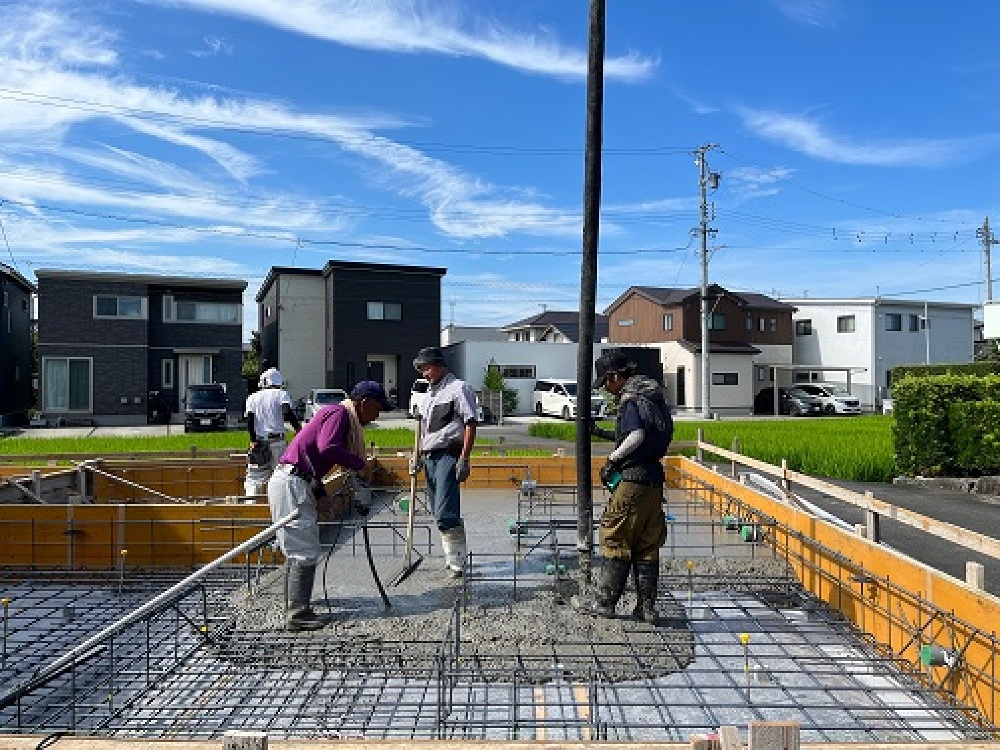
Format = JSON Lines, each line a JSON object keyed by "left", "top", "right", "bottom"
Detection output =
{"left": 951, "top": 399, "right": 1000, "bottom": 474}
{"left": 893, "top": 374, "right": 1000, "bottom": 476}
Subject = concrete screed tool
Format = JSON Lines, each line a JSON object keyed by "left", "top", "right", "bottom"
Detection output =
{"left": 390, "top": 418, "right": 424, "bottom": 586}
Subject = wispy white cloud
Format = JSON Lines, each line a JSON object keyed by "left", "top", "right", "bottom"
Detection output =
{"left": 727, "top": 165, "right": 793, "bottom": 200}
{"left": 670, "top": 86, "right": 717, "bottom": 115}
{"left": 737, "top": 108, "right": 978, "bottom": 166}
{"left": 189, "top": 35, "right": 233, "bottom": 57}
{"left": 154, "top": 0, "right": 658, "bottom": 82}
{"left": 0, "top": 3, "right": 587, "bottom": 246}
{"left": 771, "top": 0, "right": 841, "bottom": 28}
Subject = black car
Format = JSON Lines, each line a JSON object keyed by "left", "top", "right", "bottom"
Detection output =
{"left": 183, "top": 383, "right": 228, "bottom": 432}
{"left": 753, "top": 387, "right": 825, "bottom": 417}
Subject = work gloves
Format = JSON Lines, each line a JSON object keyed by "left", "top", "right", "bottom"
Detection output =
{"left": 599, "top": 460, "right": 622, "bottom": 491}
{"left": 455, "top": 458, "right": 471, "bottom": 483}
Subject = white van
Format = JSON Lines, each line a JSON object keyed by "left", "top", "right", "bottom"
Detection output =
{"left": 796, "top": 383, "right": 862, "bottom": 415}
{"left": 408, "top": 378, "right": 430, "bottom": 418}
{"left": 532, "top": 379, "right": 605, "bottom": 420}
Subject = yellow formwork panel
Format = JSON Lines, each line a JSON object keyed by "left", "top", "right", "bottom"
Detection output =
{"left": 91, "top": 462, "right": 245, "bottom": 503}
{"left": 678, "top": 458, "right": 1000, "bottom": 729}
{"left": 377, "top": 456, "right": 604, "bottom": 488}
{"left": 0, "top": 504, "right": 273, "bottom": 569}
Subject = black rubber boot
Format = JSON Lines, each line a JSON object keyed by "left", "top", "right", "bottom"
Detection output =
{"left": 571, "top": 557, "right": 631, "bottom": 617}
{"left": 285, "top": 562, "right": 328, "bottom": 632}
{"left": 631, "top": 559, "right": 660, "bottom": 623}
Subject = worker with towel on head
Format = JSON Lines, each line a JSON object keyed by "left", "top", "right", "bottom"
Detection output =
{"left": 244, "top": 367, "right": 302, "bottom": 497}
{"left": 410, "top": 346, "right": 478, "bottom": 579}
{"left": 571, "top": 351, "right": 673, "bottom": 623}
{"left": 268, "top": 380, "right": 388, "bottom": 631}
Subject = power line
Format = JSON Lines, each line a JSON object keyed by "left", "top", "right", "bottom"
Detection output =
{"left": 0, "top": 195, "right": 697, "bottom": 257}
{"left": 0, "top": 87, "right": 694, "bottom": 157}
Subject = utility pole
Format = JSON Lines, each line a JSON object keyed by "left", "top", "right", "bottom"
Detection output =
{"left": 978, "top": 217, "right": 996, "bottom": 302}
{"left": 575, "top": 0, "right": 605, "bottom": 585}
{"left": 695, "top": 144, "right": 719, "bottom": 419}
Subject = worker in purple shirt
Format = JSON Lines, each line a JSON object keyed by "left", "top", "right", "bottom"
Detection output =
{"left": 267, "top": 380, "right": 388, "bottom": 631}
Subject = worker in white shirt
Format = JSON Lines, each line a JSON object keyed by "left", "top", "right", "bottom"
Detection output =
{"left": 244, "top": 368, "right": 301, "bottom": 497}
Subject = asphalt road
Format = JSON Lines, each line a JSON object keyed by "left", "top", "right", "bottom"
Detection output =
{"left": 792, "top": 478, "right": 1000, "bottom": 597}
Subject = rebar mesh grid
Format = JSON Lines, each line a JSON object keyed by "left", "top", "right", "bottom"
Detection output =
{"left": 1, "top": 481, "right": 998, "bottom": 742}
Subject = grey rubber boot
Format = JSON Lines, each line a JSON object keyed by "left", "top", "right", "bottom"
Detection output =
{"left": 285, "top": 561, "right": 328, "bottom": 632}
{"left": 571, "top": 557, "right": 631, "bottom": 617}
{"left": 631, "top": 559, "right": 660, "bottom": 623}
{"left": 441, "top": 526, "right": 467, "bottom": 579}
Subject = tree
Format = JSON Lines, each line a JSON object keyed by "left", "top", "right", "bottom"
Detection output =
{"left": 482, "top": 359, "right": 518, "bottom": 418}
{"left": 242, "top": 331, "right": 262, "bottom": 387}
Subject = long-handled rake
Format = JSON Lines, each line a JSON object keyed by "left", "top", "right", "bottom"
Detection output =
{"left": 390, "top": 419, "right": 424, "bottom": 586}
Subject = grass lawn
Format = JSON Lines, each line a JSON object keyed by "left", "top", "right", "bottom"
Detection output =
{"left": 1, "top": 417, "right": 896, "bottom": 482}
{"left": 531, "top": 415, "right": 896, "bottom": 483}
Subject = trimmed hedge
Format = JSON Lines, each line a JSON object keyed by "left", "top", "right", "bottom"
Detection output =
{"left": 893, "top": 374, "right": 1000, "bottom": 476}
{"left": 894, "top": 362, "right": 1000, "bottom": 379}
{"left": 951, "top": 399, "right": 1000, "bottom": 473}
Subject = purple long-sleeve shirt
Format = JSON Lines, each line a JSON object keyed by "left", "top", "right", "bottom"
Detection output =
{"left": 279, "top": 404, "right": 365, "bottom": 479}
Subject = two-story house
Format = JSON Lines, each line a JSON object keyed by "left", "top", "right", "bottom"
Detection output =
{"left": 787, "top": 297, "right": 978, "bottom": 411}
{"left": 36, "top": 270, "right": 247, "bottom": 426}
{"left": 502, "top": 310, "right": 609, "bottom": 343}
{"left": 0, "top": 263, "right": 36, "bottom": 426}
{"left": 257, "top": 260, "right": 446, "bottom": 405}
{"left": 604, "top": 285, "right": 796, "bottom": 414}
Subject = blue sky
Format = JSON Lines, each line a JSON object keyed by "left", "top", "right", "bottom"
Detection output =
{"left": 2, "top": 1, "right": 998, "bottom": 336}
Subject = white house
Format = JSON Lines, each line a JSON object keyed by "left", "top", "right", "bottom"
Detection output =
{"left": 442, "top": 340, "right": 580, "bottom": 415}
{"left": 786, "top": 298, "right": 978, "bottom": 410}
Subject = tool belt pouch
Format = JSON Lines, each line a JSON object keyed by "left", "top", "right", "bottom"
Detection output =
{"left": 247, "top": 442, "right": 271, "bottom": 468}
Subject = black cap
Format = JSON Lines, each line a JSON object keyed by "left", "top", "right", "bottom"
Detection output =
{"left": 350, "top": 380, "right": 390, "bottom": 408}
{"left": 413, "top": 346, "right": 447, "bottom": 371}
{"left": 595, "top": 351, "right": 631, "bottom": 387}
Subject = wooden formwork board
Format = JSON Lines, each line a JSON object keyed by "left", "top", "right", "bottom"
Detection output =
{"left": 678, "top": 458, "right": 1000, "bottom": 731}
{"left": 1, "top": 737, "right": 998, "bottom": 750}
{"left": 0, "top": 504, "right": 273, "bottom": 568}
{"left": 376, "top": 455, "right": 606, "bottom": 488}
{"left": 93, "top": 462, "right": 245, "bottom": 503}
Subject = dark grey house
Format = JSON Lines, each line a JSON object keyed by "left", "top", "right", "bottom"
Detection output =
{"left": 502, "top": 310, "right": 609, "bottom": 343}
{"left": 0, "top": 263, "right": 36, "bottom": 427}
{"left": 257, "top": 260, "right": 446, "bottom": 404}
{"left": 36, "top": 270, "right": 247, "bottom": 425}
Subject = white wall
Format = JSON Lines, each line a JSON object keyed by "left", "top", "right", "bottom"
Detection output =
{"left": 276, "top": 274, "right": 326, "bottom": 403}
{"left": 445, "top": 341, "right": 580, "bottom": 415}
{"left": 790, "top": 299, "right": 975, "bottom": 409}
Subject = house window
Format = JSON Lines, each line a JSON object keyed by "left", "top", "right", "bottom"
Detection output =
{"left": 795, "top": 319, "right": 812, "bottom": 335}
{"left": 885, "top": 313, "right": 902, "bottom": 331}
{"left": 94, "top": 295, "right": 146, "bottom": 319}
{"left": 663, "top": 313, "right": 673, "bottom": 331}
{"left": 712, "top": 372, "right": 738, "bottom": 386}
{"left": 745, "top": 317, "right": 753, "bottom": 331}
{"left": 367, "top": 301, "right": 402, "bottom": 321}
{"left": 500, "top": 365, "right": 536, "bottom": 379}
{"left": 758, "top": 317, "right": 765, "bottom": 332}
{"left": 755, "top": 366, "right": 775, "bottom": 382}
{"left": 769, "top": 318, "right": 777, "bottom": 332}
{"left": 43, "top": 357, "right": 92, "bottom": 411}
{"left": 618, "top": 318, "right": 634, "bottom": 327}
{"left": 163, "top": 296, "right": 239, "bottom": 323}
{"left": 162, "top": 359, "right": 175, "bottom": 389}
{"left": 708, "top": 313, "right": 726, "bottom": 331}
{"left": 909, "top": 314, "right": 920, "bottom": 332}
{"left": 837, "top": 315, "right": 856, "bottom": 333}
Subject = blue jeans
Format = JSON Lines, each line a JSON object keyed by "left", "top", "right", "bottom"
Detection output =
{"left": 424, "top": 450, "right": 462, "bottom": 532}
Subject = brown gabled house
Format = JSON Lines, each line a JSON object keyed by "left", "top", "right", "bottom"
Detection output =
{"left": 603, "top": 285, "right": 796, "bottom": 414}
